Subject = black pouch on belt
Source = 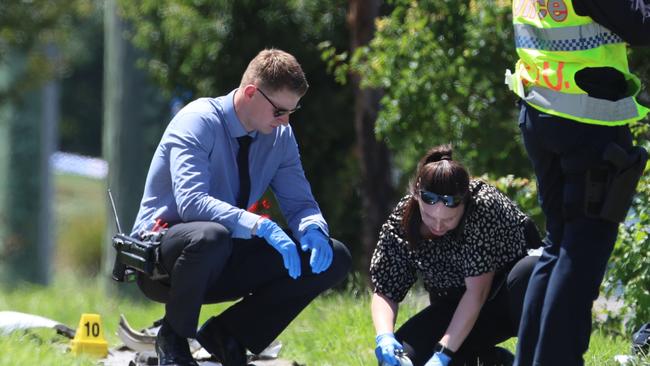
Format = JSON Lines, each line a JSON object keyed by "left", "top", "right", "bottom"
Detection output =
{"left": 585, "top": 143, "right": 647, "bottom": 223}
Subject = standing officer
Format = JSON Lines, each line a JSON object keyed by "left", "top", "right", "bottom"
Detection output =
{"left": 506, "top": 1, "right": 650, "bottom": 365}
{"left": 131, "top": 48, "right": 351, "bottom": 366}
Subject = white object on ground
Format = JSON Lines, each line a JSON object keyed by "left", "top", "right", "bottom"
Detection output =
{"left": 613, "top": 354, "right": 634, "bottom": 365}
{"left": 0, "top": 311, "right": 67, "bottom": 335}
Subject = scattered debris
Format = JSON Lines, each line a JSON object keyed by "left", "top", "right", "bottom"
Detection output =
{"left": 0, "top": 311, "right": 75, "bottom": 338}
{"left": 101, "top": 314, "right": 300, "bottom": 366}
{"left": 115, "top": 315, "right": 157, "bottom": 353}
{"left": 0, "top": 311, "right": 300, "bottom": 365}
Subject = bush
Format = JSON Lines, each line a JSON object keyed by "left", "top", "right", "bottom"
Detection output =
{"left": 480, "top": 174, "right": 544, "bottom": 230}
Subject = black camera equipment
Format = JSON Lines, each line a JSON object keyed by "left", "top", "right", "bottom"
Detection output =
{"left": 108, "top": 190, "right": 169, "bottom": 282}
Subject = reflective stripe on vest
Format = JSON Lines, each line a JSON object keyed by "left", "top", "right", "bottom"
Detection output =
{"left": 514, "top": 23, "right": 623, "bottom": 52}
{"left": 523, "top": 86, "right": 641, "bottom": 124}
{"left": 508, "top": 0, "right": 649, "bottom": 125}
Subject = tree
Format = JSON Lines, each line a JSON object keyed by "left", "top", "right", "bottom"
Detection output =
{"left": 345, "top": 0, "right": 395, "bottom": 272}
{"left": 0, "top": 0, "right": 97, "bottom": 102}
{"left": 0, "top": 0, "right": 97, "bottom": 285}
{"left": 347, "top": 0, "right": 530, "bottom": 179}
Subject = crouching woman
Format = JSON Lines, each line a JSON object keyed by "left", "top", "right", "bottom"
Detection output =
{"left": 370, "top": 144, "right": 540, "bottom": 366}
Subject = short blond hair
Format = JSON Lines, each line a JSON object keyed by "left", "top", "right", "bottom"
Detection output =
{"left": 240, "top": 49, "right": 309, "bottom": 96}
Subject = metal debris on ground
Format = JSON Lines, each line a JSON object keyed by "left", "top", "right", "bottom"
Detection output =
{"left": 99, "top": 314, "right": 301, "bottom": 366}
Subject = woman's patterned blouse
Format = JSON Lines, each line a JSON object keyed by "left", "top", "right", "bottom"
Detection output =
{"left": 370, "top": 179, "right": 529, "bottom": 303}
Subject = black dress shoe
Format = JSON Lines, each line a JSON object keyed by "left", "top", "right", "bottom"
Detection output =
{"left": 195, "top": 317, "right": 247, "bottom": 366}
{"left": 155, "top": 318, "right": 199, "bottom": 366}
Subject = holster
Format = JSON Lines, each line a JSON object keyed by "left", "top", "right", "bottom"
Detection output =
{"left": 585, "top": 143, "right": 647, "bottom": 223}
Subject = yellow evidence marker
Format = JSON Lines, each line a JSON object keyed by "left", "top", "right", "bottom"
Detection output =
{"left": 70, "top": 313, "right": 108, "bottom": 357}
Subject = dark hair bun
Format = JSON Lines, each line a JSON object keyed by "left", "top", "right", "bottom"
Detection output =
{"left": 425, "top": 144, "right": 453, "bottom": 164}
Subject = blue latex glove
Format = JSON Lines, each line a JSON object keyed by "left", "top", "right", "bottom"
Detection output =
{"left": 375, "top": 332, "right": 403, "bottom": 366}
{"left": 255, "top": 219, "right": 301, "bottom": 279}
{"left": 300, "top": 225, "right": 333, "bottom": 273}
{"left": 424, "top": 352, "right": 452, "bottom": 366}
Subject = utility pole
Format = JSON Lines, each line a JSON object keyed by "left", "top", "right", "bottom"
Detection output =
{"left": 102, "top": 0, "right": 166, "bottom": 295}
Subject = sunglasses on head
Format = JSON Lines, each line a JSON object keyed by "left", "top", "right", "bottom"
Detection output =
{"left": 419, "top": 190, "right": 464, "bottom": 208}
{"left": 257, "top": 88, "right": 301, "bottom": 117}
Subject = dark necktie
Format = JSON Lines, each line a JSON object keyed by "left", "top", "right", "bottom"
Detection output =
{"left": 236, "top": 135, "right": 253, "bottom": 209}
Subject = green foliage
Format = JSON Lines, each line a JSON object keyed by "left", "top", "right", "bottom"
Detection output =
{"left": 344, "top": 0, "right": 530, "bottom": 178}
{"left": 117, "top": 0, "right": 348, "bottom": 97}
{"left": 0, "top": 0, "right": 105, "bottom": 157}
{"left": 0, "top": 0, "right": 99, "bottom": 101}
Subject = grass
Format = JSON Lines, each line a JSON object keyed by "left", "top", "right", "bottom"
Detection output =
{"left": 0, "top": 173, "right": 645, "bottom": 365}
{"left": 0, "top": 273, "right": 647, "bottom": 365}
{"left": 53, "top": 173, "right": 106, "bottom": 274}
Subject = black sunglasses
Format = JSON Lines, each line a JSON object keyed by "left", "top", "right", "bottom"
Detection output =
{"left": 257, "top": 88, "right": 301, "bottom": 117}
{"left": 419, "top": 190, "right": 464, "bottom": 208}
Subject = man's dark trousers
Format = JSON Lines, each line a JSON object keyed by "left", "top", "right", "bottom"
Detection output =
{"left": 137, "top": 221, "right": 352, "bottom": 354}
{"left": 514, "top": 102, "right": 633, "bottom": 366}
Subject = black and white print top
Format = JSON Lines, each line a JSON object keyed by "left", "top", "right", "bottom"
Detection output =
{"left": 370, "top": 179, "right": 529, "bottom": 303}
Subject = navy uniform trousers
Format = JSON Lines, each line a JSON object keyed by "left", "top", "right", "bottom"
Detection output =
{"left": 515, "top": 102, "right": 633, "bottom": 366}
{"left": 137, "top": 221, "right": 351, "bottom": 354}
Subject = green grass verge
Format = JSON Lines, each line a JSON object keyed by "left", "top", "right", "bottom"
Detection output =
{"left": 1, "top": 273, "right": 646, "bottom": 365}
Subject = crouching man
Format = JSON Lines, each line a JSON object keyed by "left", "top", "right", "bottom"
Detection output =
{"left": 131, "top": 48, "right": 351, "bottom": 366}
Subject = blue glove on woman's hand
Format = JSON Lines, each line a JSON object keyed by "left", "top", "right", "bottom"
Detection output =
{"left": 375, "top": 332, "right": 403, "bottom": 366}
{"left": 255, "top": 218, "right": 301, "bottom": 279}
{"left": 299, "top": 225, "right": 333, "bottom": 273}
{"left": 424, "top": 352, "right": 452, "bottom": 366}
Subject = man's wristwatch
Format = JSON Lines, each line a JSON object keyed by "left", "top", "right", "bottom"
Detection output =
{"left": 434, "top": 342, "right": 455, "bottom": 358}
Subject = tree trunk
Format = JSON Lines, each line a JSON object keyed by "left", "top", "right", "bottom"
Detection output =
{"left": 347, "top": 0, "right": 394, "bottom": 275}
{"left": 0, "top": 49, "right": 57, "bottom": 285}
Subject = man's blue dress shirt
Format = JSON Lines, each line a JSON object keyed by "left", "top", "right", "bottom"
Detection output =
{"left": 131, "top": 89, "right": 327, "bottom": 240}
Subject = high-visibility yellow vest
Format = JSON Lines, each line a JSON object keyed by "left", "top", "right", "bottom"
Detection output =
{"left": 505, "top": 0, "right": 650, "bottom": 125}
